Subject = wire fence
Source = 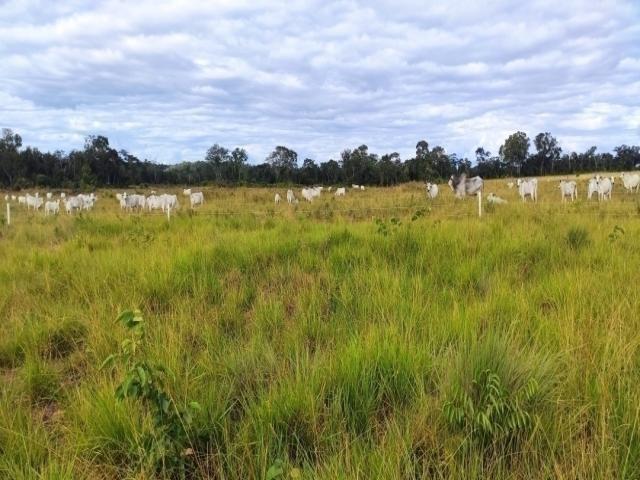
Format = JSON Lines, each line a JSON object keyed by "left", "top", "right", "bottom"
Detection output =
{"left": 3, "top": 197, "right": 640, "bottom": 228}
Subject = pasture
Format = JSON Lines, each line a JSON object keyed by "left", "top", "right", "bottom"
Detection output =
{"left": 1, "top": 176, "right": 640, "bottom": 479}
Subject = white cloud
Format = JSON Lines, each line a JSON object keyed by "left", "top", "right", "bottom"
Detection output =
{"left": 0, "top": 0, "right": 639, "bottom": 163}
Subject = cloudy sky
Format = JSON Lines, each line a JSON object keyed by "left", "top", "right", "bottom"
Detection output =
{"left": 1, "top": 0, "right": 639, "bottom": 164}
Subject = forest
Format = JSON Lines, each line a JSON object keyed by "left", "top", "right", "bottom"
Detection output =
{"left": 1, "top": 128, "right": 639, "bottom": 189}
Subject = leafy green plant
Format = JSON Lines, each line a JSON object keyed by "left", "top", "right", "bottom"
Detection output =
{"left": 443, "top": 369, "right": 539, "bottom": 447}
{"left": 608, "top": 225, "right": 625, "bottom": 243}
{"left": 375, "top": 217, "right": 401, "bottom": 236}
{"left": 101, "top": 310, "right": 200, "bottom": 478}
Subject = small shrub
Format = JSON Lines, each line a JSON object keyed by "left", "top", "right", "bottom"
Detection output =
{"left": 443, "top": 369, "right": 539, "bottom": 446}
{"left": 0, "top": 341, "right": 25, "bottom": 369}
{"left": 101, "top": 310, "right": 200, "bottom": 477}
{"left": 565, "top": 227, "right": 590, "bottom": 251}
{"left": 608, "top": 225, "right": 625, "bottom": 243}
{"left": 24, "top": 360, "right": 60, "bottom": 405}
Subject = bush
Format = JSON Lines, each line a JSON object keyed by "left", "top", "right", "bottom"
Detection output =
{"left": 442, "top": 335, "right": 554, "bottom": 453}
{"left": 23, "top": 360, "right": 60, "bottom": 405}
{"left": 566, "top": 227, "right": 590, "bottom": 251}
{"left": 0, "top": 341, "right": 25, "bottom": 369}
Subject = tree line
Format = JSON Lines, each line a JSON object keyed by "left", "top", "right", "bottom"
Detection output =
{"left": 1, "top": 128, "right": 638, "bottom": 189}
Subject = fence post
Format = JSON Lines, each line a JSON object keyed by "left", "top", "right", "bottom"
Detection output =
{"left": 478, "top": 191, "right": 482, "bottom": 218}
{"left": 6, "top": 202, "right": 10, "bottom": 226}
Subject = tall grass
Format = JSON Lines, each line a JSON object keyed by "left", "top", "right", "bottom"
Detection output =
{"left": 1, "top": 179, "right": 640, "bottom": 478}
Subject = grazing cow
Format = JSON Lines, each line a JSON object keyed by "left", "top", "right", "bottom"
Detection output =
{"left": 60, "top": 192, "right": 66, "bottom": 199}
{"left": 448, "top": 174, "right": 484, "bottom": 198}
{"left": 516, "top": 178, "right": 538, "bottom": 202}
{"left": 146, "top": 195, "right": 163, "bottom": 211}
{"left": 26, "top": 193, "right": 43, "bottom": 210}
{"left": 328, "top": 186, "right": 333, "bottom": 192}
{"left": 3, "top": 194, "right": 8, "bottom": 202}
{"left": 425, "top": 182, "right": 439, "bottom": 199}
{"left": 587, "top": 177, "right": 599, "bottom": 200}
{"left": 597, "top": 177, "right": 614, "bottom": 201}
{"left": 352, "top": 184, "right": 360, "bottom": 189}
{"left": 286, "top": 189, "right": 296, "bottom": 204}
{"left": 46, "top": 192, "right": 53, "bottom": 199}
{"left": 160, "top": 194, "right": 179, "bottom": 211}
{"left": 360, "top": 185, "right": 365, "bottom": 190}
{"left": 18, "top": 195, "right": 26, "bottom": 205}
{"left": 335, "top": 187, "right": 346, "bottom": 196}
{"left": 190, "top": 192, "right": 204, "bottom": 208}
{"left": 301, "top": 188, "right": 315, "bottom": 202}
{"left": 487, "top": 193, "right": 507, "bottom": 204}
{"left": 507, "top": 182, "right": 515, "bottom": 189}
{"left": 559, "top": 180, "right": 578, "bottom": 202}
{"left": 275, "top": 193, "right": 281, "bottom": 204}
{"left": 44, "top": 200, "right": 60, "bottom": 215}
{"left": 64, "top": 196, "right": 82, "bottom": 214}
{"left": 183, "top": 188, "right": 192, "bottom": 196}
{"left": 77, "top": 193, "right": 96, "bottom": 211}
{"left": 620, "top": 172, "right": 640, "bottom": 193}
{"left": 11, "top": 195, "right": 16, "bottom": 201}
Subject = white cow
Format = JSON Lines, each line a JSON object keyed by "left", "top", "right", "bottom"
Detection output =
{"left": 620, "top": 172, "right": 640, "bottom": 193}
{"left": 160, "top": 194, "right": 179, "bottom": 211}
{"left": 516, "top": 178, "right": 538, "bottom": 202}
{"left": 335, "top": 187, "right": 346, "bottom": 196}
{"left": 77, "top": 193, "right": 96, "bottom": 211}
{"left": 60, "top": 192, "right": 66, "bottom": 199}
{"left": 11, "top": 195, "right": 16, "bottom": 201}
{"left": 587, "top": 177, "right": 599, "bottom": 200}
{"left": 46, "top": 192, "right": 53, "bottom": 199}
{"left": 597, "top": 177, "right": 614, "bottom": 201}
{"left": 64, "top": 196, "right": 82, "bottom": 214}
{"left": 183, "top": 189, "right": 192, "bottom": 196}
{"left": 559, "top": 180, "right": 578, "bottom": 202}
{"left": 275, "top": 193, "right": 281, "bottom": 204}
{"left": 190, "top": 192, "right": 204, "bottom": 208}
{"left": 352, "top": 184, "right": 360, "bottom": 190}
{"left": 286, "top": 189, "right": 296, "bottom": 204}
{"left": 44, "top": 200, "right": 60, "bottom": 215}
{"left": 360, "top": 185, "right": 365, "bottom": 190}
{"left": 146, "top": 195, "right": 163, "bottom": 211}
{"left": 26, "top": 194, "right": 43, "bottom": 210}
{"left": 425, "top": 182, "right": 439, "bottom": 199}
{"left": 487, "top": 193, "right": 507, "bottom": 204}
{"left": 3, "top": 194, "right": 8, "bottom": 202}
{"left": 18, "top": 195, "right": 26, "bottom": 205}
{"left": 448, "top": 174, "right": 484, "bottom": 199}
{"left": 301, "top": 188, "right": 315, "bottom": 202}
{"left": 507, "top": 182, "right": 515, "bottom": 189}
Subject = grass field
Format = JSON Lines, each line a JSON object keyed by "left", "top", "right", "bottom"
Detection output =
{"left": 1, "top": 177, "right": 640, "bottom": 479}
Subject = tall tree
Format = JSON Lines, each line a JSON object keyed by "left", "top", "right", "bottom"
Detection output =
{"left": 266, "top": 146, "right": 298, "bottom": 182}
{"left": 500, "top": 131, "right": 530, "bottom": 176}
{"left": 533, "top": 132, "right": 561, "bottom": 175}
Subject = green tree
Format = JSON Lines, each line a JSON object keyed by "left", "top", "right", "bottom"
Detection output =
{"left": 266, "top": 146, "right": 298, "bottom": 182}
{"left": 500, "top": 131, "right": 530, "bottom": 176}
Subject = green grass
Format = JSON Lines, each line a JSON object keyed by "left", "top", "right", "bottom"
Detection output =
{"left": 1, "top": 179, "right": 640, "bottom": 478}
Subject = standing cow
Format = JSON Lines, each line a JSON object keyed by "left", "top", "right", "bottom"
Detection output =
{"left": 448, "top": 174, "right": 483, "bottom": 199}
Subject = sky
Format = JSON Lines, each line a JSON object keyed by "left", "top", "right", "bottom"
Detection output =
{"left": 1, "top": 0, "right": 639, "bottom": 164}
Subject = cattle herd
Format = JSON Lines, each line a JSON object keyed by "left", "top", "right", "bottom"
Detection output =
{"left": 273, "top": 185, "right": 368, "bottom": 204}
{"left": 434, "top": 172, "right": 640, "bottom": 204}
{"left": 3, "top": 172, "right": 640, "bottom": 219}
{"left": 3, "top": 189, "right": 205, "bottom": 216}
